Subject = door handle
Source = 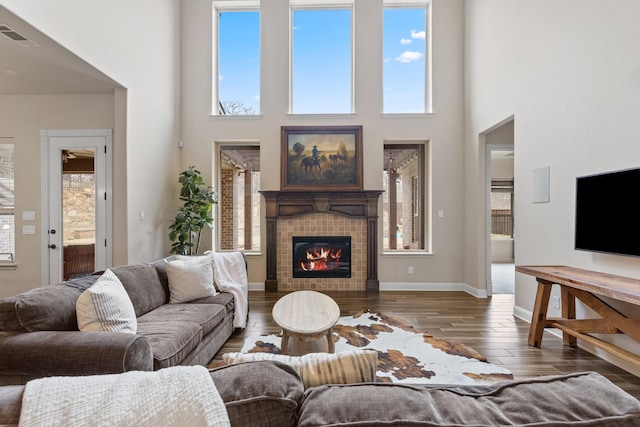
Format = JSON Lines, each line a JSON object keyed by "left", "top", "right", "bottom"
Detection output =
{"left": 48, "top": 244, "right": 57, "bottom": 249}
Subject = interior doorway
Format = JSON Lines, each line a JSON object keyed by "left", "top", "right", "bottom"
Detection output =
{"left": 40, "top": 129, "right": 112, "bottom": 285}
{"left": 485, "top": 119, "right": 515, "bottom": 295}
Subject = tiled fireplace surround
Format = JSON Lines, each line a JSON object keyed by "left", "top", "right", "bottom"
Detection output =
{"left": 260, "top": 191, "right": 382, "bottom": 293}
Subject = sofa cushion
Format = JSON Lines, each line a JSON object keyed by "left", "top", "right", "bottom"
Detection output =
{"left": 297, "top": 371, "right": 640, "bottom": 426}
{"left": 222, "top": 350, "right": 378, "bottom": 389}
{"left": 165, "top": 257, "right": 217, "bottom": 303}
{"left": 0, "top": 275, "right": 98, "bottom": 332}
{"left": 76, "top": 269, "right": 137, "bottom": 334}
{"left": 111, "top": 264, "right": 167, "bottom": 317}
{"left": 187, "top": 292, "right": 234, "bottom": 315}
{"left": 137, "top": 304, "right": 225, "bottom": 336}
{"left": 135, "top": 321, "right": 202, "bottom": 369}
{"left": 209, "top": 361, "right": 304, "bottom": 427}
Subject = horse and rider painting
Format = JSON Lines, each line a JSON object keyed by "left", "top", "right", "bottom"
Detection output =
{"left": 281, "top": 125, "right": 363, "bottom": 191}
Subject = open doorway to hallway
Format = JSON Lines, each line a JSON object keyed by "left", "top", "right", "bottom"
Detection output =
{"left": 486, "top": 119, "right": 514, "bottom": 295}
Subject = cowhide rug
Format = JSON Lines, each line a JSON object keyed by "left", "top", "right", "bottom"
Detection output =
{"left": 240, "top": 310, "right": 514, "bottom": 385}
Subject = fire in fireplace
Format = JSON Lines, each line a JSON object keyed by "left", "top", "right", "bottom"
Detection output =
{"left": 292, "top": 236, "right": 351, "bottom": 278}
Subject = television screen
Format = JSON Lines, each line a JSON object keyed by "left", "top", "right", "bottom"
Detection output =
{"left": 575, "top": 167, "right": 640, "bottom": 257}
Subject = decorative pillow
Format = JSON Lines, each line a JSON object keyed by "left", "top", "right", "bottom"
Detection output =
{"left": 222, "top": 350, "right": 378, "bottom": 389}
{"left": 76, "top": 269, "right": 137, "bottom": 333}
{"left": 165, "top": 256, "right": 217, "bottom": 303}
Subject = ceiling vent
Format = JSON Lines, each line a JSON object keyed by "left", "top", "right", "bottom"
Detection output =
{"left": 0, "top": 24, "right": 39, "bottom": 47}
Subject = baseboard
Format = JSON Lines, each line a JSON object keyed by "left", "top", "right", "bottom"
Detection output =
{"left": 513, "top": 304, "right": 640, "bottom": 377}
{"left": 380, "top": 282, "right": 487, "bottom": 298}
{"left": 248, "top": 282, "right": 264, "bottom": 291}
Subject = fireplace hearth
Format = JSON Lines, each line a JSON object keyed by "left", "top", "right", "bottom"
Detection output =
{"left": 293, "top": 236, "right": 351, "bottom": 278}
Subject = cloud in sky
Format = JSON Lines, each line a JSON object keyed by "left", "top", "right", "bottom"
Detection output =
{"left": 411, "top": 29, "right": 426, "bottom": 40}
{"left": 395, "top": 51, "right": 423, "bottom": 63}
{"left": 400, "top": 38, "right": 412, "bottom": 45}
{"left": 219, "top": 75, "right": 224, "bottom": 81}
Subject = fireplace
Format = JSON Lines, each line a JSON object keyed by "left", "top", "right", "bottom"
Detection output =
{"left": 260, "top": 190, "right": 383, "bottom": 292}
{"left": 292, "top": 236, "right": 351, "bottom": 278}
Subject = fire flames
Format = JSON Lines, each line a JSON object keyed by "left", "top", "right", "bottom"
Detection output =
{"left": 299, "top": 247, "right": 343, "bottom": 271}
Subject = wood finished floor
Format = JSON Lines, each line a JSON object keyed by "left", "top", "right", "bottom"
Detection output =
{"left": 213, "top": 291, "right": 640, "bottom": 398}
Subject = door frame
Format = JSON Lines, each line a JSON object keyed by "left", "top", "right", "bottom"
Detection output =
{"left": 40, "top": 129, "right": 113, "bottom": 285}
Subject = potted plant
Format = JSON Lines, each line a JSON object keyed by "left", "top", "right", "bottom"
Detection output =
{"left": 168, "top": 166, "right": 218, "bottom": 255}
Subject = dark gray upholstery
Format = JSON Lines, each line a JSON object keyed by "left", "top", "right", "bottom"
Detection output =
{"left": 210, "top": 361, "right": 304, "bottom": 427}
{"left": 297, "top": 372, "right": 640, "bottom": 426}
{"left": 0, "top": 257, "right": 239, "bottom": 386}
{"left": 1, "top": 365, "right": 639, "bottom": 426}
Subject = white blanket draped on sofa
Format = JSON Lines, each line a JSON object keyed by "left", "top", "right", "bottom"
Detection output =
{"left": 19, "top": 366, "right": 230, "bottom": 427}
{"left": 208, "top": 251, "right": 249, "bottom": 329}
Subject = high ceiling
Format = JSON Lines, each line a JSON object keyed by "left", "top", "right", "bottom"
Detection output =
{"left": 0, "top": 6, "right": 121, "bottom": 95}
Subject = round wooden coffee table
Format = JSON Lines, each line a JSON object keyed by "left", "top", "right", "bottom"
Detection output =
{"left": 272, "top": 290, "right": 340, "bottom": 356}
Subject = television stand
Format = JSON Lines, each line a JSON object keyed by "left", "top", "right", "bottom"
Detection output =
{"left": 516, "top": 265, "right": 640, "bottom": 368}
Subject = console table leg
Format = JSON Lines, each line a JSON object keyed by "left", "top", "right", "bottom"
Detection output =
{"left": 561, "top": 287, "right": 577, "bottom": 347}
{"left": 529, "top": 280, "right": 553, "bottom": 347}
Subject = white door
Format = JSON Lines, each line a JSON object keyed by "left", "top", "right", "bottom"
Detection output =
{"left": 41, "top": 129, "right": 112, "bottom": 285}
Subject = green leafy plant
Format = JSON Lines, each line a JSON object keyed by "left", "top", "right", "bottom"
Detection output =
{"left": 168, "top": 167, "right": 218, "bottom": 255}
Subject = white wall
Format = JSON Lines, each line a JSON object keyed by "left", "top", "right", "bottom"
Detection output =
{"left": 465, "top": 0, "right": 640, "bottom": 372}
{"left": 0, "top": 0, "right": 182, "bottom": 276}
{"left": 0, "top": 94, "right": 113, "bottom": 298}
{"left": 181, "top": 0, "right": 467, "bottom": 289}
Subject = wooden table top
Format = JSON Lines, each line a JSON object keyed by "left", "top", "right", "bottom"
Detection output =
{"left": 516, "top": 265, "right": 640, "bottom": 305}
{"left": 272, "top": 290, "right": 340, "bottom": 335}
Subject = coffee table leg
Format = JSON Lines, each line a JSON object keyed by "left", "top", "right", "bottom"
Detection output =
{"left": 326, "top": 328, "right": 335, "bottom": 353}
{"left": 281, "top": 331, "right": 289, "bottom": 355}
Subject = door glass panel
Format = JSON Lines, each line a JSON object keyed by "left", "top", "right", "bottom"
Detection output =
{"left": 62, "top": 149, "right": 95, "bottom": 280}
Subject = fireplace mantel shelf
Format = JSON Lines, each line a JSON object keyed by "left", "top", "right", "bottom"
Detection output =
{"left": 260, "top": 190, "right": 383, "bottom": 293}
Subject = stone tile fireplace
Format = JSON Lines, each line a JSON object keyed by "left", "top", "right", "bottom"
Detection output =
{"left": 260, "top": 191, "right": 382, "bottom": 292}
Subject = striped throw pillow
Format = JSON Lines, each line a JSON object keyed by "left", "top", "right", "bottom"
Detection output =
{"left": 165, "top": 256, "right": 217, "bottom": 303}
{"left": 76, "top": 269, "right": 137, "bottom": 333}
{"left": 222, "top": 350, "right": 378, "bottom": 389}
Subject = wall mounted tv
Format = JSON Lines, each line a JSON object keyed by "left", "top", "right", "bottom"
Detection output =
{"left": 575, "top": 167, "right": 640, "bottom": 257}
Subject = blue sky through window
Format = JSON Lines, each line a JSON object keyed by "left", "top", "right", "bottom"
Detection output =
{"left": 384, "top": 7, "right": 426, "bottom": 113}
{"left": 292, "top": 9, "right": 352, "bottom": 114}
{"left": 218, "top": 10, "right": 260, "bottom": 114}
{"left": 217, "top": 6, "right": 426, "bottom": 115}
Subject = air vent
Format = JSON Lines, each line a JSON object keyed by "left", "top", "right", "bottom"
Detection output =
{"left": 0, "top": 24, "right": 39, "bottom": 47}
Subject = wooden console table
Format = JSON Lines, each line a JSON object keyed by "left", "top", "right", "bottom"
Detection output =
{"left": 516, "top": 265, "right": 640, "bottom": 367}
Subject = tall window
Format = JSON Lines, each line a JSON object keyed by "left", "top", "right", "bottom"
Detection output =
{"left": 383, "top": 143, "right": 427, "bottom": 251}
{"left": 215, "top": 5, "right": 260, "bottom": 115}
{"left": 291, "top": 7, "right": 352, "bottom": 114}
{"left": 218, "top": 145, "right": 261, "bottom": 252}
{"left": 383, "top": 4, "right": 429, "bottom": 113}
{"left": 0, "top": 140, "right": 15, "bottom": 262}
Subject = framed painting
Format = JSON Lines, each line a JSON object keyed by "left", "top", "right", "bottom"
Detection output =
{"left": 281, "top": 125, "right": 363, "bottom": 191}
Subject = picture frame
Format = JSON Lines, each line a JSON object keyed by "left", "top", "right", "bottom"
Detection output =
{"left": 281, "top": 125, "right": 363, "bottom": 191}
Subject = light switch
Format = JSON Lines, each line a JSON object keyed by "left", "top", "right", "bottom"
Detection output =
{"left": 22, "top": 225, "right": 36, "bottom": 235}
{"left": 438, "top": 209, "right": 444, "bottom": 218}
{"left": 22, "top": 211, "right": 36, "bottom": 221}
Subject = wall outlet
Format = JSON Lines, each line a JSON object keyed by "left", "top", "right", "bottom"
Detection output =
{"left": 552, "top": 296, "right": 560, "bottom": 309}
{"left": 408, "top": 266, "right": 414, "bottom": 274}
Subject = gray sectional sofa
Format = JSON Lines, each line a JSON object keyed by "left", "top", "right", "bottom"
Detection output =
{"left": 0, "top": 257, "right": 237, "bottom": 386}
{"left": 1, "top": 361, "right": 640, "bottom": 426}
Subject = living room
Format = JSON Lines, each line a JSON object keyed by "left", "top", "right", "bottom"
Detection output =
{"left": 2, "top": 0, "right": 640, "bottom": 397}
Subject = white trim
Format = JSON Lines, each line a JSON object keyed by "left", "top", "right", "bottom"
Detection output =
{"left": 248, "top": 281, "right": 264, "bottom": 291}
{"left": 213, "top": 0, "right": 259, "bottom": 10}
{"left": 40, "top": 129, "right": 113, "bottom": 286}
{"left": 290, "top": 0, "right": 353, "bottom": 7}
{"left": 383, "top": 0, "right": 430, "bottom": 5}
{"left": 380, "top": 281, "right": 488, "bottom": 298}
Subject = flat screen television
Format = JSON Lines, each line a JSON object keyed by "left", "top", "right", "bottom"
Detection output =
{"left": 575, "top": 167, "right": 640, "bottom": 257}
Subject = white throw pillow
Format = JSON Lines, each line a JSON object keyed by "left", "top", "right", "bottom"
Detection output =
{"left": 166, "top": 256, "right": 217, "bottom": 303}
{"left": 222, "top": 350, "right": 378, "bottom": 389}
{"left": 76, "top": 269, "right": 137, "bottom": 334}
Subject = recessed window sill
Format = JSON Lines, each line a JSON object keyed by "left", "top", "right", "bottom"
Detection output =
{"left": 209, "top": 114, "right": 263, "bottom": 120}
{"left": 382, "top": 251, "right": 432, "bottom": 257}
{"left": 0, "top": 262, "right": 17, "bottom": 270}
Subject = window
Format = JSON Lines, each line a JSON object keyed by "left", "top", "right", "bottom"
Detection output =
{"left": 214, "top": 4, "right": 260, "bottom": 115}
{"left": 383, "top": 143, "right": 427, "bottom": 251}
{"left": 383, "top": 3, "right": 429, "bottom": 113}
{"left": 291, "top": 7, "right": 352, "bottom": 114}
{"left": 0, "top": 140, "right": 15, "bottom": 262}
{"left": 491, "top": 179, "right": 514, "bottom": 239}
{"left": 218, "top": 145, "right": 261, "bottom": 251}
